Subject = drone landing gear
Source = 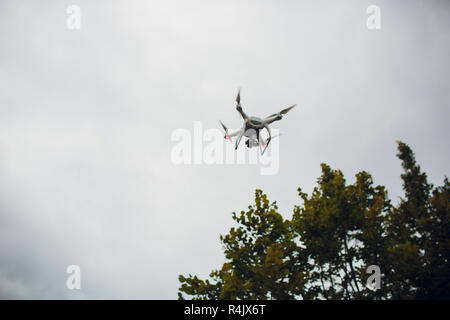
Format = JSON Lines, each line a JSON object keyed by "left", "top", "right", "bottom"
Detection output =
{"left": 260, "top": 124, "right": 271, "bottom": 155}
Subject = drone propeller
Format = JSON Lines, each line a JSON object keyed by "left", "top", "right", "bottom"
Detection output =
{"left": 219, "top": 120, "right": 232, "bottom": 142}
{"left": 219, "top": 120, "right": 227, "bottom": 132}
{"left": 280, "top": 104, "right": 296, "bottom": 114}
{"left": 266, "top": 105, "right": 297, "bottom": 119}
{"left": 261, "top": 133, "right": 281, "bottom": 148}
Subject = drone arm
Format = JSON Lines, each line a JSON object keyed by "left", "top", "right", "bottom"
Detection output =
{"left": 228, "top": 128, "right": 243, "bottom": 137}
{"left": 236, "top": 104, "right": 248, "bottom": 121}
{"left": 264, "top": 104, "right": 296, "bottom": 124}
{"left": 264, "top": 114, "right": 282, "bottom": 125}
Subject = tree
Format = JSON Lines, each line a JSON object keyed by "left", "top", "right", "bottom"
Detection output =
{"left": 291, "top": 165, "right": 390, "bottom": 299}
{"left": 418, "top": 177, "right": 450, "bottom": 298}
{"left": 179, "top": 190, "right": 308, "bottom": 300}
{"left": 386, "top": 142, "right": 450, "bottom": 299}
{"left": 178, "top": 141, "right": 449, "bottom": 299}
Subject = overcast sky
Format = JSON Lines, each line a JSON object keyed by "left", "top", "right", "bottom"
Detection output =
{"left": 0, "top": 0, "right": 449, "bottom": 299}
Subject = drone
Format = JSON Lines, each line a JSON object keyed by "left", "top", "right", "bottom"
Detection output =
{"left": 219, "top": 89, "right": 296, "bottom": 154}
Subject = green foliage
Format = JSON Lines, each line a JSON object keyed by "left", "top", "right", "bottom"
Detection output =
{"left": 292, "top": 164, "right": 391, "bottom": 299}
{"left": 179, "top": 190, "right": 308, "bottom": 300}
{"left": 178, "top": 141, "right": 450, "bottom": 300}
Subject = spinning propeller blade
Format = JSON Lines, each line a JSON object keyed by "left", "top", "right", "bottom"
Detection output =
{"left": 219, "top": 120, "right": 227, "bottom": 132}
{"left": 219, "top": 120, "right": 232, "bottom": 143}
{"left": 280, "top": 104, "right": 296, "bottom": 114}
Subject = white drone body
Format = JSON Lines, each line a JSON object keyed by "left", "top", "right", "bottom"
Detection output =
{"left": 219, "top": 89, "right": 296, "bottom": 154}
